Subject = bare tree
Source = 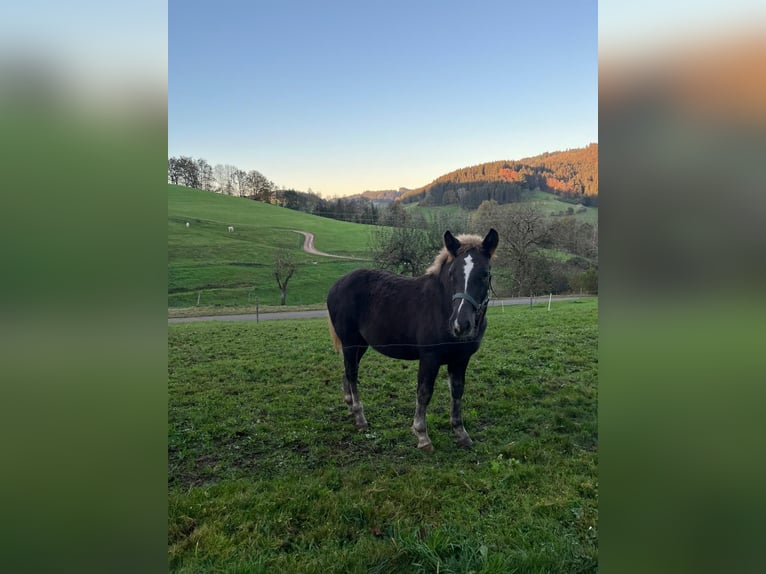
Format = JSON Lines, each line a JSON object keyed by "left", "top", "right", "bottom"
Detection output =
{"left": 274, "top": 249, "right": 298, "bottom": 305}
{"left": 369, "top": 226, "right": 433, "bottom": 277}
{"left": 247, "top": 169, "right": 275, "bottom": 202}
{"left": 499, "top": 205, "right": 550, "bottom": 297}
{"left": 168, "top": 157, "right": 181, "bottom": 184}
{"left": 212, "top": 164, "right": 227, "bottom": 193}
{"left": 213, "top": 164, "right": 237, "bottom": 195}
{"left": 470, "top": 201, "right": 551, "bottom": 297}
{"left": 167, "top": 156, "right": 200, "bottom": 188}
{"left": 196, "top": 158, "right": 214, "bottom": 191}
{"left": 230, "top": 169, "right": 246, "bottom": 197}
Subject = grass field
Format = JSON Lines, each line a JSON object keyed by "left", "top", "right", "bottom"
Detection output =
{"left": 521, "top": 191, "right": 598, "bottom": 226}
{"left": 169, "top": 185, "right": 597, "bottom": 310}
{"left": 403, "top": 191, "right": 597, "bottom": 227}
{"left": 168, "top": 299, "right": 598, "bottom": 573}
{"left": 403, "top": 202, "right": 469, "bottom": 222}
{"left": 168, "top": 185, "right": 373, "bottom": 307}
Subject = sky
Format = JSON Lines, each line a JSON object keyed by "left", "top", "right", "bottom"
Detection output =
{"left": 599, "top": 0, "right": 766, "bottom": 59}
{"left": 169, "top": 0, "right": 597, "bottom": 197}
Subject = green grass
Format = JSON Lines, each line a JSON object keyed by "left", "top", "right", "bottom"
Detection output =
{"left": 168, "top": 299, "right": 598, "bottom": 572}
{"left": 169, "top": 185, "right": 375, "bottom": 307}
{"left": 169, "top": 185, "right": 597, "bottom": 309}
{"left": 403, "top": 203, "right": 469, "bottom": 221}
{"left": 521, "top": 191, "right": 598, "bottom": 226}
{"left": 402, "top": 191, "right": 597, "bottom": 227}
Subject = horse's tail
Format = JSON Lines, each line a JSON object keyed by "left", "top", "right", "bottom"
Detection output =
{"left": 327, "top": 315, "right": 342, "bottom": 353}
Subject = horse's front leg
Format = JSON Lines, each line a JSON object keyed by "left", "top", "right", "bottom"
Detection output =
{"left": 448, "top": 360, "right": 473, "bottom": 448}
{"left": 412, "top": 357, "right": 439, "bottom": 452}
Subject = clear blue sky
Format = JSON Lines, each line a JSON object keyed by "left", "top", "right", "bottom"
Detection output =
{"left": 169, "top": 0, "right": 597, "bottom": 196}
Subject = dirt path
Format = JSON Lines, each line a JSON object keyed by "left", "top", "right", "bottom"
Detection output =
{"left": 292, "top": 230, "right": 362, "bottom": 259}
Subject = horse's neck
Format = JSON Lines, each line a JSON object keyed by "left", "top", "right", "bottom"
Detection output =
{"left": 429, "top": 267, "right": 451, "bottom": 308}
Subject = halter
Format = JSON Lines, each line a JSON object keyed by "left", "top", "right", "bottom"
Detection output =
{"left": 451, "top": 271, "right": 493, "bottom": 317}
{"left": 452, "top": 291, "right": 488, "bottom": 311}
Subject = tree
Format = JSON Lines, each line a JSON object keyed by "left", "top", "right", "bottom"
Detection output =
{"left": 168, "top": 156, "right": 199, "bottom": 188}
{"left": 233, "top": 169, "right": 247, "bottom": 197}
{"left": 168, "top": 157, "right": 181, "bottom": 184}
{"left": 273, "top": 249, "right": 298, "bottom": 305}
{"left": 369, "top": 226, "right": 433, "bottom": 277}
{"left": 213, "top": 164, "right": 237, "bottom": 195}
{"left": 247, "top": 170, "right": 275, "bottom": 202}
{"left": 470, "top": 199, "right": 502, "bottom": 234}
{"left": 469, "top": 202, "right": 551, "bottom": 297}
{"left": 501, "top": 205, "right": 551, "bottom": 296}
{"left": 196, "top": 158, "right": 214, "bottom": 191}
{"left": 379, "top": 201, "right": 408, "bottom": 227}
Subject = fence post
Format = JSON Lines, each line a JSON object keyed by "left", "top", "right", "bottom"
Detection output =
{"left": 256, "top": 297, "right": 259, "bottom": 323}
{"left": 196, "top": 291, "right": 201, "bottom": 306}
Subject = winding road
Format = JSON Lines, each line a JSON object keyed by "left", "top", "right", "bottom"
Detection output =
{"left": 292, "top": 230, "right": 359, "bottom": 259}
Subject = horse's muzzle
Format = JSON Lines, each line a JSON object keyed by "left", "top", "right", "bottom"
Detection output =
{"left": 450, "top": 316, "right": 477, "bottom": 339}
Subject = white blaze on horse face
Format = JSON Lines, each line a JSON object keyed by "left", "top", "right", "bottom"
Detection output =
{"left": 453, "top": 255, "right": 474, "bottom": 332}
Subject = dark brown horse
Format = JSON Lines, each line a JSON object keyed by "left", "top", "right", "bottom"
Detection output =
{"left": 327, "top": 229, "right": 498, "bottom": 451}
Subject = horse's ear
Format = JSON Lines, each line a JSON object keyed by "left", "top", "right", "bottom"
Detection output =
{"left": 444, "top": 230, "right": 461, "bottom": 257}
{"left": 482, "top": 228, "right": 499, "bottom": 257}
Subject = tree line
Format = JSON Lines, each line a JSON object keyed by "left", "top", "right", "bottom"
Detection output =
{"left": 168, "top": 155, "right": 387, "bottom": 224}
{"left": 168, "top": 156, "right": 277, "bottom": 201}
{"left": 400, "top": 143, "right": 598, "bottom": 208}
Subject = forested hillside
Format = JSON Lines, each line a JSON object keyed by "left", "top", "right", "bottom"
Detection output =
{"left": 401, "top": 144, "right": 598, "bottom": 208}
{"left": 354, "top": 188, "right": 412, "bottom": 203}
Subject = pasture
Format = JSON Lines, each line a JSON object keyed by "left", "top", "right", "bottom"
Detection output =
{"left": 168, "top": 299, "right": 598, "bottom": 573}
{"left": 521, "top": 191, "right": 598, "bottom": 226}
{"left": 401, "top": 191, "right": 597, "bottom": 227}
{"left": 168, "top": 185, "right": 372, "bottom": 308}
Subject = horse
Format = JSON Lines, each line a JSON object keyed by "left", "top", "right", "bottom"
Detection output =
{"left": 228, "top": 225, "right": 234, "bottom": 232}
{"left": 327, "top": 229, "right": 498, "bottom": 451}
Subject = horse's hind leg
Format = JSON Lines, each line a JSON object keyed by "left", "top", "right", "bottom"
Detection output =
{"left": 342, "top": 343, "right": 368, "bottom": 432}
{"left": 448, "top": 360, "right": 473, "bottom": 448}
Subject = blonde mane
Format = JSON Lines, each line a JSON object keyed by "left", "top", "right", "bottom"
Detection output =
{"left": 425, "top": 234, "right": 486, "bottom": 275}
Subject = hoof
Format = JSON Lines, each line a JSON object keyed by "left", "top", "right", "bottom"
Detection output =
{"left": 355, "top": 421, "right": 368, "bottom": 432}
{"left": 411, "top": 427, "right": 433, "bottom": 452}
{"left": 456, "top": 436, "right": 474, "bottom": 449}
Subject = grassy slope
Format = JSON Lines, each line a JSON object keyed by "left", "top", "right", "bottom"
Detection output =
{"left": 403, "top": 202, "right": 467, "bottom": 220}
{"left": 168, "top": 185, "right": 372, "bottom": 307}
{"left": 403, "top": 191, "right": 597, "bottom": 226}
{"left": 168, "top": 185, "right": 597, "bottom": 309}
{"left": 168, "top": 299, "right": 598, "bottom": 573}
{"left": 521, "top": 190, "right": 598, "bottom": 226}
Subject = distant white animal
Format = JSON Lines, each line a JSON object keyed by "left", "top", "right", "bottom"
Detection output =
{"left": 186, "top": 222, "right": 190, "bottom": 228}
{"left": 228, "top": 226, "right": 234, "bottom": 232}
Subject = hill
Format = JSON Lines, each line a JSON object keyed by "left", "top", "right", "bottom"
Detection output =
{"left": 168, "top": 185, "right": 372, "bottom": 308}
{"left": 400, "top": 144, "right": 598, "bottom": 208}
{"left": 351, "top": 188, "right": 411, "bottom": 203}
